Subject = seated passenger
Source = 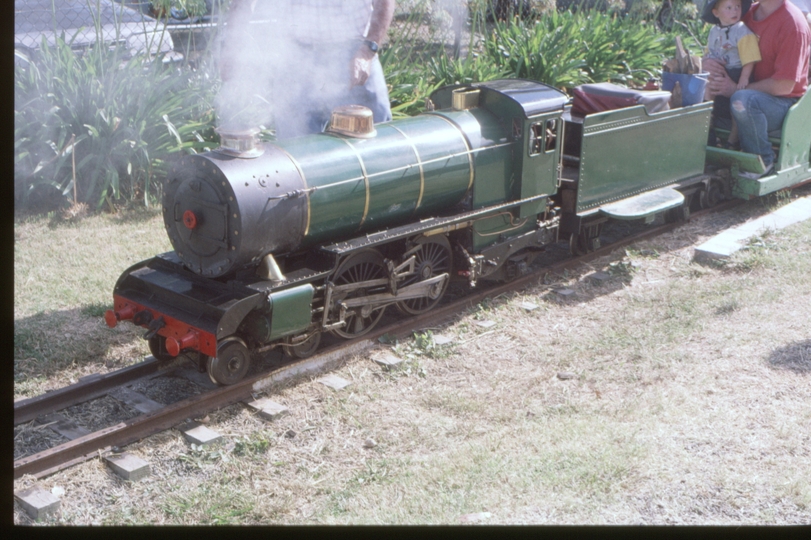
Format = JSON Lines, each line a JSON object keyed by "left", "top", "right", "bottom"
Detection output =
{"left": 705, "top": 0, "right": 810, "bottom": 177}
{"left": 702, "top": 0, "right": 762, "bottom": 148}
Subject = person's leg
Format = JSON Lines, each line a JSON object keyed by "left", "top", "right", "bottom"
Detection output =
{"left": 273, "top": 49, "right": 339, "bottom": 139}
{"left": 728, "top": 118, "right": 739, "bottom": 147}
{"left": 708, "top": 96, "right": 732, "bottom": 147}
{"left": 730, "top": 90, "right": 797, "bottom": 170}
{"left": 294, "top": 44, "right": 390, "bottom": 136}
{"left": 716, "top": 67, "right": 744, "bottom": 147}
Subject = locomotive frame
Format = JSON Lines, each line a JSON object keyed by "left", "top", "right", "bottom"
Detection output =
{"left": 105, "top": 79, "right": 811, "bottom": 385}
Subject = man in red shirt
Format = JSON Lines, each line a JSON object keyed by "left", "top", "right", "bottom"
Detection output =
{"left": 706, "top": 0, "right": 810, "bottom": 176}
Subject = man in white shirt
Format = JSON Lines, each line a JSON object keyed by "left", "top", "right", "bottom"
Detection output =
{"left": 220, "top": 0, "right": 394, "bottom": 139}
{"left": 789, "top": 0, "right": 811, "bottom": 29}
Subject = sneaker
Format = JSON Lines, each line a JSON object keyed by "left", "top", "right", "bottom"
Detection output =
{"left": 738, "top": 164, "right": 774, "bottom": 180}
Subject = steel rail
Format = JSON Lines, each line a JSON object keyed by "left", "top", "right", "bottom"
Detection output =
{"left": 13, "top": 201, "right": 742, "bottom": 479}
{"left": 13, "top": 340, "right": 368, "bottom": 479}
{"left": 14, "top": 358, "right": 162, "bottom": 426}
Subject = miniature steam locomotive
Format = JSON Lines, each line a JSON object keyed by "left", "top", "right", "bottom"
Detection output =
{"left": 105, "top": 79, "right": 811, "bottom": 385}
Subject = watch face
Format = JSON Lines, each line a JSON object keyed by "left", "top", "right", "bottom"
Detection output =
{"left": 366, "top": 40, "right": 379, "bottom": 53}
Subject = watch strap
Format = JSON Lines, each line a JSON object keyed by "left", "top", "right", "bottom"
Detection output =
{"left": 364, "top": 39, "right": 379, "bottom": 54}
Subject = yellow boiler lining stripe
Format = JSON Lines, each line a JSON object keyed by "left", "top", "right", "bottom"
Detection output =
{"left": 339, "top": 138, "right": 371, "bottom": 229}
{"left": 387, "top": 124, "right": 425, "bottom": 212}
{"left": 424, "top": 112, "right": 475, "bottom": 191}
{"left": 276, "top": 147, "right": 311, "bottom": 237}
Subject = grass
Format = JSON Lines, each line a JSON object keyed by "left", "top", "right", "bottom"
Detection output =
{"left": 14, "top": 198, "right": 811, "bottom": 519}
{"left": 14, "top": 209, "right": 171, "bottom": 395}
{"left": 14, "top": 209, "right": 171, "bottom": 318}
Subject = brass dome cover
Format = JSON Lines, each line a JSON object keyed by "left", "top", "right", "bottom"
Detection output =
{"left": 326, "top": 105, "right": 377, "bottom": 138}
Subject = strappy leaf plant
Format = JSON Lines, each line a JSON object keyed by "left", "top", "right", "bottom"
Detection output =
{"left": 15, "top": 38, "right": 218, "bottom": 211}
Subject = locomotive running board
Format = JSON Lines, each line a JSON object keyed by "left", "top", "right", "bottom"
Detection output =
{"left": 320, "top": 193, "right": 551, "bottom": 255}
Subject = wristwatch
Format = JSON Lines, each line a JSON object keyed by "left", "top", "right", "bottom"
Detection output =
{"left": 364, "top": 39, "right": 379, "bottom": 54}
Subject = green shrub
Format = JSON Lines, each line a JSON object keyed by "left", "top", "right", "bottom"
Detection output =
{"left": 556, "top": 0, "right": 626, "bottom": 13}
{"left": 144, "top": 0, "right": 215, "bottom": 19}
{"left": 14, "top": 38, "right": 218, "bottom": 211}
{"left": 482, "top": 9, "right": 668, "bottom": 88}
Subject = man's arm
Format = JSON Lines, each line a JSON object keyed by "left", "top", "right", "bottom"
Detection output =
{"left": 707, "top": 68, "right": 796, "bottom": 97}
{"left": 745, "top": 77, "right": 798, "bottom": 95}
{"left": 366, "top": 0, "right": 395, "bottom": 49}
{"left": 350, "top": 0, "right": 396, "bottom": 87}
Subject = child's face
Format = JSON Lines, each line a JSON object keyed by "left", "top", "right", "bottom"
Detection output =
{"left": 713, "top": 0, "right": 742, "bottom": 26}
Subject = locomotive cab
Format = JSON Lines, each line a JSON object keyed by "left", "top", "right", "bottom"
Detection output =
{"left": 429, "top": 79, "right": 568, "bottom": 255}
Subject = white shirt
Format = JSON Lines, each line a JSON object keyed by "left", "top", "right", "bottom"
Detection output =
{"left": 789, "top": 0, "right": 811, "bottom": 14}
{"left": 253, "top": 0, "right": 374, "bottom": 43}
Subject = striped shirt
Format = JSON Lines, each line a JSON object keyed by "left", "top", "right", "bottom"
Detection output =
{"left": 253, "top": 0, "right": 374, "bottom": 44}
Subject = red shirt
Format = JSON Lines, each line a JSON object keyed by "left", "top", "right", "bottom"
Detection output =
{"left": 743, "top": 1, "right": 810, "bottom": 97}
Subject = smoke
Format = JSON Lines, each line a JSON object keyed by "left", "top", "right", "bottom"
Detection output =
{"left": 215, "top": 2, "right": 373, "bottom": 137}
{"left": 214, "top": 1, "right": 473, "bottom": 137}
{"left": 214, "top": 5, "right": 287, "bottom": 132}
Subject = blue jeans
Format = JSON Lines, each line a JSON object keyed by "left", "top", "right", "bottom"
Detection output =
{"left": 728, "top": 90, "right": 797, "bottom": 169}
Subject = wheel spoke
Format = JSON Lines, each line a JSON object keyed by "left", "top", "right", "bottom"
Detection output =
{"left": 397, "top": 235, "right": 452, "bottom": 316}
{"left": 330, "top": 249, "right": 388, "bottom": 339}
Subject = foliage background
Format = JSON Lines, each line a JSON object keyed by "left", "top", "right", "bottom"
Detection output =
{"left": 14, "top": 0, "right": 709, "bottom": 212}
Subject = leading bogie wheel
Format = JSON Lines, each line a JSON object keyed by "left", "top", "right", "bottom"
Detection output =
{"left": 700, "top": 179, "right": 723, "bottom": 209}
{"left": 286, "top": 331, "right": 322, "bottom": 359}
{"left": 396, "top": 235, "right": 452, "bottom": 315}
{"left": 207, "top": 338, "right": 251, "bottom": 385}
{"left": 330, "top": 249, "right": 388, "bottom": 339}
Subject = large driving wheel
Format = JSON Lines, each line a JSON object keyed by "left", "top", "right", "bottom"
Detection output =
{"left": 396, "top": 235, "right": 452, "bottom": 315}
{"left": 330, "top": 249, "right": 388, "bottom": 339}
{"left": 207, "top": 338, "right": 251, "bottom": 385}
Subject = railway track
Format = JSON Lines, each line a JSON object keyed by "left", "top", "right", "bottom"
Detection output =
{"left": 12, "top": 201, "right": 740, "bottom": 480}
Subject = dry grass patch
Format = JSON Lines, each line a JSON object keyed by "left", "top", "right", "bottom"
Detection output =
{"left": 14, "top": 192, "right": 811, "bottom": 524}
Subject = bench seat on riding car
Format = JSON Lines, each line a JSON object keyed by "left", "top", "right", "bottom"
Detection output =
{"left": 706, "top": 89, "right": 811, "bottom": 183}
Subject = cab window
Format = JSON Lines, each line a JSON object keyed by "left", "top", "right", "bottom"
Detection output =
{"left": 529, "top": 118, "right": 558, "bottom": 156}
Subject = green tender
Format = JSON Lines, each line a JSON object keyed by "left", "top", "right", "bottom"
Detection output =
{"left": 575, "top": 101, "right": 713, "bottom": 215}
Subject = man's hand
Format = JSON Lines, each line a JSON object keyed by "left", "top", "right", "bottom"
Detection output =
{"left": 350, "top": 45, "right": 377, "bottom": 87}
{"left": 703, "top": 57, "right": 737, "bottom": 98}
{"left": 350, "top": 0, "right": 395, "bottom": 87}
